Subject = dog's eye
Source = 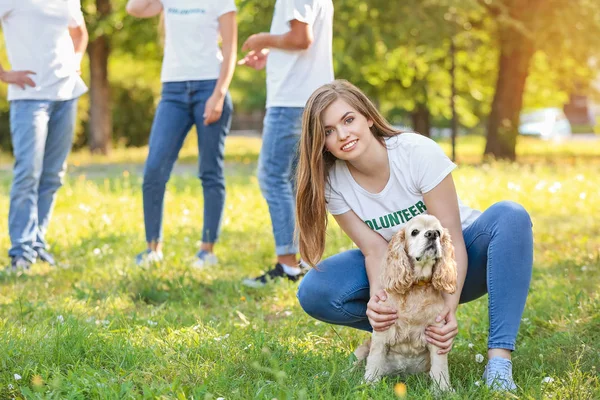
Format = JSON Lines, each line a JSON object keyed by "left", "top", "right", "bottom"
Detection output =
{"left": 411, "top": 229, "right": 419, "bottom": 237}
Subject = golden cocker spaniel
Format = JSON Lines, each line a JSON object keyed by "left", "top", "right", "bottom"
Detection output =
{"left": 356, "top": 214, "right": 458, "bottom": 391}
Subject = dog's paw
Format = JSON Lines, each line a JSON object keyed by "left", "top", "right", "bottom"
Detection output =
{"left": 363, "top": 372, "right": 382, "bottom": 384}
{"left": 430, "top": 382, "right": 454, "bottom": 394}
{"left": 353, "top": 338, "right": 371, "bottom": 362}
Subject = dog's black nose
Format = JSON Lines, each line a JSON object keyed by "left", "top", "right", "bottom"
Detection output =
{"left": 425, "top": 230, "right": 440, "bottom": 240}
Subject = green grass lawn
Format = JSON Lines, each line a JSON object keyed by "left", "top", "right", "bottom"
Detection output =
{"left": 0, "top": 136, "right": 599, "bottom": 399}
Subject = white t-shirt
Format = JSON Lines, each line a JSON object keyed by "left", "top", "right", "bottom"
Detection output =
{"left": 266, "top": 0, "right": 334, "bottom": 108}
{"left": 0, "top": 0, "right": 87, "bottom": 101}
{"left": 326, "top": 133, "right": 481, "bottom": 241}
{"left": 160, "top": 0, "right": 236, "bottom": 83}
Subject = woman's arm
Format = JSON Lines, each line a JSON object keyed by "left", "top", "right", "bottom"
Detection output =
{"left": 203, "top": 11, "right": 237, "bottom": 125}
{"left": 423, "top": 173, "right": 467, "bottom": 354}
{"left": 126, "top": 0, "right": 163, "bottom": 18}
{"left": 68, "top": 23, "right": 88, "bottom": 74}
{"left": 333, "top": 210, "right": 398, "bottom": 331}
{"left": 242, "top": 19, "right": 312, "bottom": 52}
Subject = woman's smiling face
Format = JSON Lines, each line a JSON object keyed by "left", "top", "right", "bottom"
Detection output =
{"left": 322, "top": 98, "right": 375, "bottom": 161}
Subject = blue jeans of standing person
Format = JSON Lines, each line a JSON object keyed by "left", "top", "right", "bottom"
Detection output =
{"left": 142, "top": 80, "right": 233, "bottom": 244}
{"left": 257, "top": 107, "right": 304, "bottom": 256}
{"left": 297, "top": 201, "right": 534, "bottom": 351}
{"left": 8, "top": 98, "right": 78, "bottom": 262}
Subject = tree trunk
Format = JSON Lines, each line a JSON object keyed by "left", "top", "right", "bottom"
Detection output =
{"left": 87, "top": 0, "right": 112, "bottom": 154}
{"left": 411, "top": 103, "right": 431, "bottom": 137}
{"left": 484, "top": 9, "right": 537, "bottom": 160}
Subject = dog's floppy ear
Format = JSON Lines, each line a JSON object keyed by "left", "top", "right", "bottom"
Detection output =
{"left": 382, "top": 229, "right": 413, "bottom": 294}
{"left": 432, "top": 227, "right": 457, "bottom": 294}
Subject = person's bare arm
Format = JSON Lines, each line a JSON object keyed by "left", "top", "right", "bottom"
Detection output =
{"left": 126, "top": 0, "right": 163, "bottom": 18}
{"left": 239, "top": 19, "right": 312, "bottom": 69}
{"left": 242, "top": 19, "right": 312, "bottom": 52}
{"left": 69, "top": 23, "right": 88, "bottom": 74}
{"left": 204, "top": 11, "right": 237, "bottom": 125}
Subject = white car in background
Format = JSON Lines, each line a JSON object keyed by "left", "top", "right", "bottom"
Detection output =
{"left": 519, "top": 107, "right": 572, "bottom": 139}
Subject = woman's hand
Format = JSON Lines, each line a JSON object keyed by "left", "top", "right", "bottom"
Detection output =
{"left": 425, "top": 304, "right": 458, "bottom": 354}
{"left": 238, "top": 49, "right": 268, "bottom": 70}
{"left": 203, "top": 93, "right": 225, "bottom": 125}
{"left": 241, "top": 33, "right": 269, "bottom": 53}
{"left": 366, "top": 289, "right": 397, "bottom": 332}
{"left": 0, "top": 70, "right": 36, "bottom": 89}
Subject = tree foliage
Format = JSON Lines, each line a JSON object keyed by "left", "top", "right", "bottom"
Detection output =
{"left": 0, "top": 0, "right": 599, "bottom": 156}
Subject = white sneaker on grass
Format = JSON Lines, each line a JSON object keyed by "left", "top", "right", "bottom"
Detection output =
{"left": 192, "top": 250, "right": 218, "bottom": 269}
{"left": 135, "top": 249, "right": 163, "bottom": 266}
{"left": 483, "top": 357, "right": 517, "bottom": 392}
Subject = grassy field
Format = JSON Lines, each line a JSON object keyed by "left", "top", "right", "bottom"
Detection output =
{"left": 0, "top": 135, "right": 599, "bottom": 399}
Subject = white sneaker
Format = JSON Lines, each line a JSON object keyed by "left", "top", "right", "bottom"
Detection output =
{"left": 135, "top": 249, "right": 163, "bottom": 266}
{"left": 483, "top": 357, "right": 517, "bottom": 392}
{"left": 192, "top": 250, "right": 218, "bottom": 269}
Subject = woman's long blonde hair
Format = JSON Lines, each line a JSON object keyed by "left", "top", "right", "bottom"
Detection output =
{"left": 296, "top": 80, "right": 404, "bottom": 267}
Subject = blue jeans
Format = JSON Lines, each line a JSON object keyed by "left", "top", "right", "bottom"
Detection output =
{"left": 297, "top": 201, "right": 533, "bottom": 351}
{"left": 8, "top": 98, "right": 78, "bottom": 262}
{"left": 257, "top": 107, "right": 304, "bottom": 256}
{"left": 142, "top": 80, "right": 233, "bottom": 244}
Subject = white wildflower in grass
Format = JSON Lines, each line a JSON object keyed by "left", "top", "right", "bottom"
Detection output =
{"left": 14, "top": 374, "right": 21, "bottom": 380}
{"left": 57, "top": 315, "right": 64, "bottom": 324}
{"left": 243, "top": 344, "right": 252, "bottom": 351}
{"left": 507, "top": 182, "right": 521, "bottom": 191}
{"left": 581, "top": 265, "right": 588, "bottom": 271}
{"left": 102, "top": 214, "right": 112, "bottom": 225}
{"left": 93, "top": 248, "right": 101, "bottom": 256}
{"left": 147, "top": 320, "right": 157, "bottom": 327}
{"left": 8, "top": 384, "right": 13, "bottom": 390}
{"left": 475, "top": 354, "right": 484, "bottom": 363}
{"left": 468, "top": 343, "right": 474, "bottom": 349}
{"left": 216, "top": 397, "right": 225, "bottom": 400}
{"left": 214, "top": 333, "right": 230, "bottom": 341}
{"left": 474, "top": 380, "right": 481, "bottom": 387}
{"left": 576, "top": 174, "right": 585, "bottom": 181}
{"left": 542, "top": 377, "right": 554, "bottom": 384}
{"left": 534, "top": 180, "right": 546, "bottom": 191}
{"left": 548, "top": 182, "right": 562, "bottom": 193}
{"left": 522, "top": 318, "right": 530, "bottom": 323}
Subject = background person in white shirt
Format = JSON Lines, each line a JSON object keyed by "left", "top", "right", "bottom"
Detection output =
{"left": 295, "top": 80, "right": 533, "bottom": 392}
{"left": 126, "top": 0, "right": 237, "bottom": 268}
{"left": 0, "top": 0, "right": 88, "bottom": 271}
{"left": 239, "top": 0, "right": 334, "bottom": 287}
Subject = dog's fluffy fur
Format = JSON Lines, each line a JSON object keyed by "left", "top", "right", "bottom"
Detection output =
{"left": 356, "top": 214, "right": 457, "bottom": 390}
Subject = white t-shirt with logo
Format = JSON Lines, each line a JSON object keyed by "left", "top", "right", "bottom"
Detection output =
{"left": 0, "top": 0, "right": 87, "bottom": 101}
{"left": 160, "top": 0, "right": 236, "bottom": 83}
{"left": 266, "top": 0, "right": 334, "bottom": 108}
{"left": 326, "top": 133, "right": 481, "bottom": 241}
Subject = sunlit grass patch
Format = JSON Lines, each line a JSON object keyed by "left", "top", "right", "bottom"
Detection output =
{"left": 0, "top": 136, "right": 599, "bottom": 398}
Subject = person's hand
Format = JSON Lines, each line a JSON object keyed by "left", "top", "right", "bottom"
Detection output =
{"left": 366, "top": 289, "right": 397, "bottom": 331}
{"left": 0, "top": 70, "right": 36, "bottom": 89}
{"left": 425, "top": 304, "right": 458, "bottom": 354}
{"left": 241, "top": 33, "right": 269, "bottom": 53}
{"left": 237, "top": 49, "right": 269, "bottom": 70}
{"left": 204, "top": 93, "right": 225, "bottom": 125}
